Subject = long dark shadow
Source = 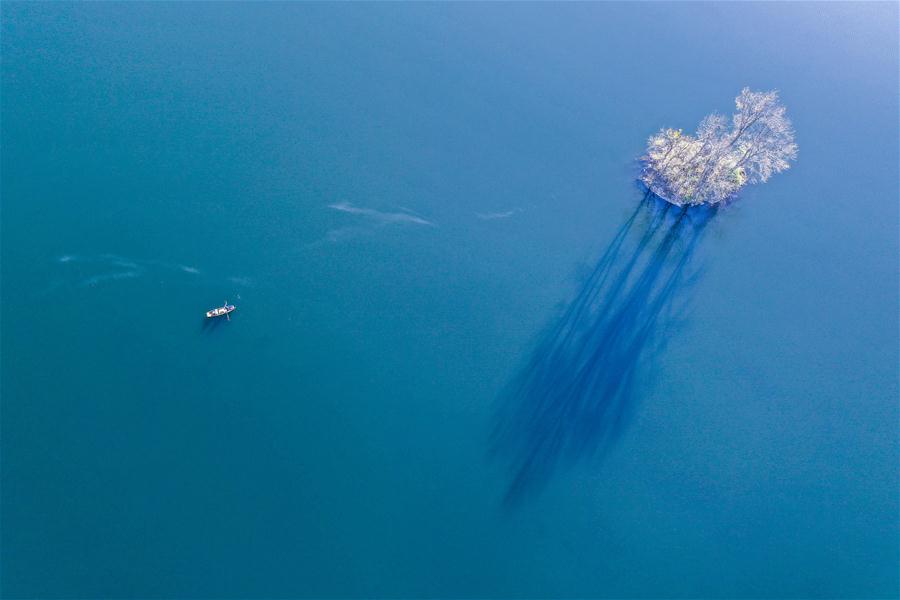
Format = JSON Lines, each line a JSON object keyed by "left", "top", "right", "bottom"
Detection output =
{"left": 491, "top": 195, "right": 716, "bottom": 506}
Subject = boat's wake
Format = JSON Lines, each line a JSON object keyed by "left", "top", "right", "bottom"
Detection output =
{"left": 49, "top": 253, "right": 252, "bottom": 290}
{"left": 309, "top": 202, "right": 437, "bottom": 247}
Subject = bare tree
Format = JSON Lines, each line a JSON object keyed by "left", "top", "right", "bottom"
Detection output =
{"left": 641, "top": 88, "right": 798, "bottom": 205}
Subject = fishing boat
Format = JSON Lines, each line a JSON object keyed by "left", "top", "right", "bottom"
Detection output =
{"left": 206, "top": 301, "right": 236, "bottom": 320}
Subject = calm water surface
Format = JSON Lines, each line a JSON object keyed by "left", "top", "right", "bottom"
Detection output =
{"left": 3, "top": 3, "right": 897, "bottom": 597}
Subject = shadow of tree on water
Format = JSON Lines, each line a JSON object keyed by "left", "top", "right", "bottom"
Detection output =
{"left": 490, "top": 192, "right": 717, "bottom": 506}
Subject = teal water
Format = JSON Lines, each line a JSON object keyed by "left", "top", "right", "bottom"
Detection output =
{"left": 2, "top": 3, "right": 897, "bottom": 597}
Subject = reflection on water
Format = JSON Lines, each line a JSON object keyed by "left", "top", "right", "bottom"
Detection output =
{"left": 200, "top": 315, "right": 229, "bottom": 334}
{"left": 492, "top": 192, "right": 716, "bottom": 505}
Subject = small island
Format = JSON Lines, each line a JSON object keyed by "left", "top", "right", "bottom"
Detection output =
{"left": 641, "top": 88, "right": 798, "bottom": 206}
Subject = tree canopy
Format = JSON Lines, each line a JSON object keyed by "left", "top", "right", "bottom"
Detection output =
{"left": 641, "top": 88, "right": 798, "bottom": 206}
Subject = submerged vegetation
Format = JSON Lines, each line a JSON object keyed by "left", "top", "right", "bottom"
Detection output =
{"left": 641, "top": 88, "right": 797, "bottom": 206}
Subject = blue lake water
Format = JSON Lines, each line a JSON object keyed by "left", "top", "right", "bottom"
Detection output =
{"left": 2, "top": 3, "right": 897, "bottom": 597}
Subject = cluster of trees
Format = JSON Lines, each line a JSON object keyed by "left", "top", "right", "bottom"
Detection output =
{"left": 641, "top": 88, "right": 798, "bottom": 205}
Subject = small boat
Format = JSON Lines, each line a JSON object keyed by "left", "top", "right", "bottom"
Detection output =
{"left": 206, "top": 301, "right": 236, "bottom": 320}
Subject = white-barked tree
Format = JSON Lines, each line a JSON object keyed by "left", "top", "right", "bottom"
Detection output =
{"left": 641, "top": 88, "right": 798, "bottom": 206}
